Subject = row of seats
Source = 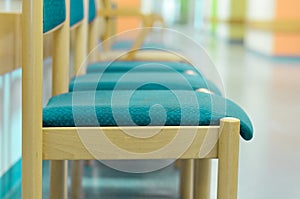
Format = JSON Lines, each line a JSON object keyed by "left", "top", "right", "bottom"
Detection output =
{"left": 22, "top": 0, "right": 253, "bottom": 199}
{"left": 43, "top": 0, "right": 253, "bottom": 140}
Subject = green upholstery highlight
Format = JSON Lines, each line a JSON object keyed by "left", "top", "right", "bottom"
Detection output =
{"left": 43, "top": 90, "right": 253, "bottom": 140}
{"left": 86, "top": 61, "right": 200, "bottom": 74}
{"left": 43, "top": 0, "right": 66, "bottom": 33}
{"left": 69, "top": 72, "right": 221, "bottom": 95}
{"left": 70, "top": 0, "right": 84, "bottom": 27}
{"left": 89, "top": 0, "right": 97, "bottom": 23}
{"left": 111, "top": 40, "right": 168, "bottom": 51}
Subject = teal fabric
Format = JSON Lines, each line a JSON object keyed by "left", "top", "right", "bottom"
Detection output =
{"left": 43, "top": 0, "right": 66, "bottom": 33}
{"left": 111, "top": 40, "right": 168, "bottom": 51}
{"left": 43, "top": 90, "right": 253, "bottom": 140}
{"left": 87, "top": 61, "right": 200, "bottom": 74}
{"left": 89, "top": 0, "right": 97, "bottom": 23}
{"left": 69, "top": 72, "right": 221, "bottom": 95}
{"left": 70, "top": 0, "right": 84, "bottom": 27}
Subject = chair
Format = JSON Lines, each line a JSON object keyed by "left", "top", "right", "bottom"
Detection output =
{"left": 87, "top": 0, "right": 188, "bottom": 62}
{"left": 22, "top": 1, "right": 253, "bottom": 199}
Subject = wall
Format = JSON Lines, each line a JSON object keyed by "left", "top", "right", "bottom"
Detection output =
{"left": 114, "top": 0, "right": 141, "bottom": 33}
{"left": 245, "top": 0, "right": 275, "bottom": 55}
{"left": 274, "top": 0, "right": 300, "bottom": 56}
{"left": 0, "top": 69, "right": 22, "bottom": 198}
{"left": 245, "top": 0, "right": 300, "bottom": 56}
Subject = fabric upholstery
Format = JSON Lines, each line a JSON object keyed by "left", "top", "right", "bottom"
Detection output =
{"left": 88, "top": 0, "right": 97, "bottom": 23}
{"left": 69, "top": 72, "right": 222, "bottom": 95}
{"left": 70, "top": 0, "right": 84, "bottom": 27}
{"left": 111, "top": 40, "right": 168, "bottom": 51}
{"left": 86, "top": 61, "right": 200, "bottom": 74}
{"left": 43, "top": 90, "right": 253, "bottom": 140}
{"left": 43, "top": 0, "right": 66, "bottom": 33}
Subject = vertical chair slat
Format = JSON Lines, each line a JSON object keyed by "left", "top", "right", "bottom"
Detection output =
{"left": 88, "top": 17, "right": 99, "bottom": 62}
{"left": 22, "top": 0, "right": 43, "bottom": 198}
{"left": 73, "top": 13, "right": 88, "bottom": 75}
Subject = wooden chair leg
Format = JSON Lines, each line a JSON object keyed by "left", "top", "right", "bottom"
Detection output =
{"left": 180, "top": 159, "right": 194, "bottom": 199}
{"left": 175, "top": 159, "right": 182, "bottom": 169}
{"left": 71, "top": 160, "right": 84, "bottom": 199}
{"left": 217, "top": 118, "right": 240, "bottom": 199}
{"left": 194, "top": 159, "right": 211, "bottom": 199}
{"left": 50, "top": 160, "right": 68, "bottom": 199}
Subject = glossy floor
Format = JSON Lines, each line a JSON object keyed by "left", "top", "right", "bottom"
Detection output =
{"left": 5, "top": 33, "right": 300, "bottom": 198}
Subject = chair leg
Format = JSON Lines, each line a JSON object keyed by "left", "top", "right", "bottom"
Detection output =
{"left": 194, "top": 159, "right": 211, "bottom": 199}
{"left": 180, "top": 159, "right": 194, "bottom": 199}
{"left": 217, "top": 118, "right": 240, "bottom": 199}
{"left": 71, "top": 160, "right": 84, "bottom": 199}
{"left": 50, "top": 160, "right": 68, "bottom": 199}
{"left": 175, "top": 159, "right": 182, "bottom": 169}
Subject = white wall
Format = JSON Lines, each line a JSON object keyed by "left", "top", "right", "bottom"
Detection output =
{"left": 0, "top": 59, "right": 52, "bottom": 177}
{"left": 245, "top": 0, "right": 276, "bottom": 55}
{"left": 216, "top": 0, "right": 231, "bottom": 38}
{"left": 0, "top": 69, "right": 22, "bottom": 176}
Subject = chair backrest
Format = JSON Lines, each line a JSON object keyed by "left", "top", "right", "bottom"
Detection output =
{"left": 22, "top": 1, "right": 69, "bottom": 197}
{"left": 71, "top": 0, "right": 89, "bottom": 75}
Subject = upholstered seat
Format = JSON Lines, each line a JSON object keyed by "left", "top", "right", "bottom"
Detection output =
{"left": 69, "top": 72, "right": 222, "bottom": 95}
{"left": 86, "top": 61, "right": 200, "bottom": 74}
{"left": 44, "top": 0, "right": 66, "bottom": 33}
{"left": 43, "top": 0, "right": 86, "bottom": 32}
{"left": 43, "top": 90, "right": 253, "bottom": 140}
{"left": 111, "top": 40, "right": 169, "bottom": 51}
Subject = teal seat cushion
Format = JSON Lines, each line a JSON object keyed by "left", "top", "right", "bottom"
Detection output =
{"left": 43, "top": 0, "right": 66, "bottom": 33}
{"left": 70, "top": 72, "right": 221, "bottom": 95}
{"left": 111, "top": 40, "right": 168, "bottom": 51}
{"left": 86, "top": 61, "right": 200, "bottom": 74}
{"left": 88, "top": 0, "right": 97, "bottom": 23}
{"left": 70, "top": 0, "right": 84, "bottom": 27}
{"left": 43, "top": 90, "right": 253, "bottom": 140}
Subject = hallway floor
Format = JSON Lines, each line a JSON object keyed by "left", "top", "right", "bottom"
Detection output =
{"left": 4, "top": 33, "right": 300, "bottom": 199}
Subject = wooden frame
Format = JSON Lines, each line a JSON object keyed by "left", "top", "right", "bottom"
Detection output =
{"left": 22, "top": 0, "right": 241, "bottom": 199}
{"left": 92, "top": 0, "right": 186, "bottom": 62}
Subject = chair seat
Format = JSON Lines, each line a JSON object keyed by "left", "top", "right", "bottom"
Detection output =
{"left": 69, "top": 72, "right": 221, "bottom": 95}
{"left": 86, "top": 61, "right": 200, "bottom": 74}
{"left": 111, "top": 40, "right": 168, "bottom": 51}
{"left": 44, "top": 0, "right": 66, "bottom": 33}
{"left": 43, "top": 90, "right": 253, "bottom": 140}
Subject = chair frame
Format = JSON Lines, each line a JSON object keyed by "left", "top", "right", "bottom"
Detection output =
{"left": 92, "top": 0, "right": 185, "bottom": 62}
{"left": 22, "top": 0, "right": 240, "bottom": 199}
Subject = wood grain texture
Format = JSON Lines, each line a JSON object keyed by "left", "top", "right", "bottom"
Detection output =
{"left": 21, "top": 0, "right": 43, "bottom": 198}
{"left": 71, "top": 160, "right": 84, "bottom": 199}
{"left": 49, "top": 161, "right": 68, "bottom": 199}
{"left": 217, "top": 118, "right": 240, "bottom": 199}
{"left": 43, "top": 126, "right": 219, "bottom": 160}
{"left": 180, "top": 160, "right": 194, "bottom": 199}
{"left": 194, "top": 159, "right": 211, "bottom": 199}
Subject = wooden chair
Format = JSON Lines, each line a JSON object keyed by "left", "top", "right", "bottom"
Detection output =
{"left": 22, "top": 1, "right": 252, "bottom": 199}
{"left": 87, "top": 0, "right": 187, "bottom": 62}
